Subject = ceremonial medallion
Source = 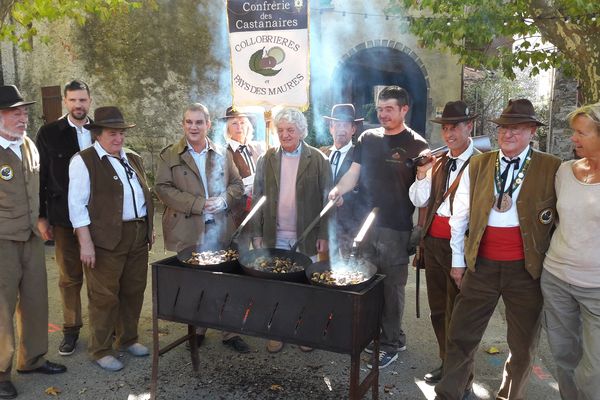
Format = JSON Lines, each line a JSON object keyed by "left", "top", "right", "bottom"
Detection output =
{"left": 0, "top": 164, "right": 14, "bottom": 181}
{"left": 493, "top": 193, "right": 512, "bottom": 213}
{"left": 538, "top": 208, "right": 554, "bottom": 225}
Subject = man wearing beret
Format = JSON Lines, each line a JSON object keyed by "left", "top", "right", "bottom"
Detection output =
{"left": 0, "top": 85, "right": 66, "bottom": 399}
{"left": 435, "top": 99, "right": 561, "bottom": 400}
{"left": 409, "top": 101, "right": 479, "bottom": 387}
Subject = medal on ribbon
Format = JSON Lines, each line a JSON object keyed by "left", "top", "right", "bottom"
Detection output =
{"left": 493, "top": 149, "right": 532, "bottom": 213}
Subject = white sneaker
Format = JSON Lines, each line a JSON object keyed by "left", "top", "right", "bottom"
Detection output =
{"left": 96, "top": 355, "right": 124, "bottom": 371}
{"left": 126, "top": 343, "right": 149, "bottom": 357}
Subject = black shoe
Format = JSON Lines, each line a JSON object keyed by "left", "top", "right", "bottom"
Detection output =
{"left": 58, "top": 333, "right": 78, "bottom": 356}
{"left": 223, "top": 336, "right": 250, "bottom": 353}
{"left": 0, "top": 381, "right": 17, "bottom": 399}
{"left": 424, "top": 365, "right": 443, "bottom": 383}
{"left": 185, "top": 334, "right": 205, "bottom": 350}
{"left": 17, "top": 361, "right": 67, "bottom": 375}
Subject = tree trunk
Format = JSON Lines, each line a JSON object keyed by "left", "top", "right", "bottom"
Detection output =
{"left": 526, "top": 0, "right": 600, "bottom": 103}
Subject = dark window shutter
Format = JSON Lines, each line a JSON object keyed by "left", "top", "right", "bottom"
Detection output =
{"left": 41, "top": 86, "right": 62, "bottom": 124}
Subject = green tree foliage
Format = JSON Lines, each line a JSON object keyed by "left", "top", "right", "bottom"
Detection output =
{"left": 0, "top": 0, "right": 143, "bottom": 50}
{"left": 388, "top": 0, "right": 600, "bottom": 102}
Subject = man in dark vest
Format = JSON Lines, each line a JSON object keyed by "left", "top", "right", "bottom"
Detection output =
{"left": 320, "top": 103, "right": 367, "bottom": 256}
{"left": 408, "top": 101, "right": 478, "bottom": 386}
{"left": 221, "top": 106, "right": 264, "bottom": 249}
{"left": 0, "top": 85, "right": 66, "bottom": 400}
{"left": 36, "top": 79, "right": 93, "bottom": 356}
{"left": 435, "top": 99, "right": 561, "bottom": 400}
{"left": 68, "top": 107, "right": 154, "bottom": 371}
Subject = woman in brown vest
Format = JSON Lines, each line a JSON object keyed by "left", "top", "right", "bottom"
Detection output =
{"left": 221, "top": 106, "right": 264, "bottom": 249}
{"left": 68, "top": 107, "right": 154, "bottom": 372}
{"left": 541, "top": 102, "right": 600, "bottom": 399}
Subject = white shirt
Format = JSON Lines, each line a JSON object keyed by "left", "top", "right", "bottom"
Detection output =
{"left": 67, "top": 115, "right": 92, "bottom": 150}
{"left": 450, "top": 145, "right": 531, "bottom": 267}
{"left": 68, "top": 141, "right": 147, "bottom": 228}
{"left": 409, "top": 139, "right": 474, "bottom": 216}
{"left": 0, "top": 135, "right": 23, "bottom": 160}
{"left": 187, "top": 139, "right": 214, "bottom": 222}
{"left": 328, "top": 141, "right": 353, "bottom": 179}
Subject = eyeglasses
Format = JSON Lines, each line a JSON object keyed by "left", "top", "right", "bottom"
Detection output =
{"left": 497, "top": 126, "right": 534, "bottom": 136}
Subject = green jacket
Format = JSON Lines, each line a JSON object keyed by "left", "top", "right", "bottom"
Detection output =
{"left": 465, "top": 149, "right": 561, "bottom": 278}
{"left": 251, "top": 142, "right": 332, "bottom": 256}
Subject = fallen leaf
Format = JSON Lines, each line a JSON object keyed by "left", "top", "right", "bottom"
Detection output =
{"left": 78, "top": 388, "right": 87, "bottom": 395}
{"left": 45, "top": 386, "right": 61, "bottom": 396}
{"left": 486, "top": 346, "right": 501, "bottom": 354}
{"left": 269, "top": 384, "right": 283, "bottom": 392}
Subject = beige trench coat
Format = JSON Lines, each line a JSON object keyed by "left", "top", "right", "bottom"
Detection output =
{"left": 155, "top": 137, "right": 243, "bottom": 252}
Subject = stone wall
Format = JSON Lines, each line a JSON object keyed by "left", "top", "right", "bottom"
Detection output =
{"left": 1, "top": 0, "right": 463, "bottom": 177}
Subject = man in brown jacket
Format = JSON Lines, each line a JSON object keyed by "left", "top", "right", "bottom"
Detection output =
{"left": 435, "top": 99, "right": 562, "bottom": 400}
{"left": 154, "top": 103, "right": 248, "bottom": 353}
{"left": 0, "top": 85, "right": 66, "bottom": 399}
{"left": 251, "top": 107, "right": 332, "bottom": 353}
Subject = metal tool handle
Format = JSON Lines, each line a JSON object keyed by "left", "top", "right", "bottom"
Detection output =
{"left": 349, "top": 208, "right": 379, "bottom": 258}
{"left": 229, "top": 196, "right": 266, "bottom": 245}
{"left": 290, "top": 198, "right": 336, "bottom": 252}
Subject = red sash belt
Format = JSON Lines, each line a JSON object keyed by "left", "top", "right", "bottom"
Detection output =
{"left": 245, "top": 195, "right": 253, "bottom": 212}
{"left": 478, "top": 226, "right": 524, "bottom": 261}
{"left": 428, "top": 215, "right": 451, "bottom": 240}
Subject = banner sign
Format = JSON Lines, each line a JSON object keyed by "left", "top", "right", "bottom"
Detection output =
{"left": 226, "top": 0, "right": 310, "bottom": 110}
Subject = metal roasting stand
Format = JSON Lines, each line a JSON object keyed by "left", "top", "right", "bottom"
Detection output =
{"left": 150, "top": 256, "right": 384, "bottom": 399}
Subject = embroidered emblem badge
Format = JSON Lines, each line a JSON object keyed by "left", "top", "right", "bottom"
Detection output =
{"left": 0, "top": 164, "right": 14, "bottom": 181}
{"left": 538, "top": 208, "right": 554, "bottom": 225}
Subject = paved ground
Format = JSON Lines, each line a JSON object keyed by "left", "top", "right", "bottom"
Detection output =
{"left": 9, "top": 215, "right": 561, "bottom": 399}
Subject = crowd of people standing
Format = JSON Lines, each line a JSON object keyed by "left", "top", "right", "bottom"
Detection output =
{"left": 0, "top": 79, "right": 598, "bottom": 400}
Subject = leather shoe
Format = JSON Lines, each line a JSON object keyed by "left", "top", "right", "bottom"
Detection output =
{"left": 0, "top": 381, "right": 17, "bottom": 399}
{"left": 424, "top": 365, "right": 443, "bottom": 383}
{"left": 267, "top": 340, "right": 283, "bottom": 353}
{"left": 223, "top": 336, "right": 250, "bottom": 353}
{"left": 58, "top": 333, "right": 78, "bottom": 356}
{"left": 17, "top": 360, "right": 66, "bottom": 374}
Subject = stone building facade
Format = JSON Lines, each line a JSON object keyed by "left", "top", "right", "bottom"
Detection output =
{"left": 0, "top": 0, "right": 465, "bottom": 177}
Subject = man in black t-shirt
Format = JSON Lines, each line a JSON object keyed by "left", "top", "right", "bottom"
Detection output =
{"left": 329, "top": 86, "right": 429, "bottom": 369}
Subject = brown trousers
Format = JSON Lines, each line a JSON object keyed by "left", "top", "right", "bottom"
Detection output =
{"left": 83, "top": 220, "right": 148, "bottom": 360}
{"left": 0, "top": 234, "right": 48, "bottom": 380}
{"left": 435, "top": 258, "right": 542, "bottom": 400}
{"left": 53, "top": 225, "right": 84, "bottom": 334}
{"left": 423, "top": 236, "right": 459, "bottom": 361}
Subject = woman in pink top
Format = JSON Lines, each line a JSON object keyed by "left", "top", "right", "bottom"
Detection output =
{"left": 541, "top": 102, "right": 600, "bottom": 400}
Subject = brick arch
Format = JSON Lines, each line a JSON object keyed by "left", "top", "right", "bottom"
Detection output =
{"left": 332, "top": 40, "right": 433, "bottom": 138}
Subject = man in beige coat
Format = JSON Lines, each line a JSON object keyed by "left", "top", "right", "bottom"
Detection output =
{"left": 0, "top": 85, "right": 66, "bottom": 399}
{"left": 154, "top": 103, "right": 248, "bottom": 352}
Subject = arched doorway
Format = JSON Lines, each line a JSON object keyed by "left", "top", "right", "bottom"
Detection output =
{"left": 331, "top": 44, "right": 430, "bottom": 136}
